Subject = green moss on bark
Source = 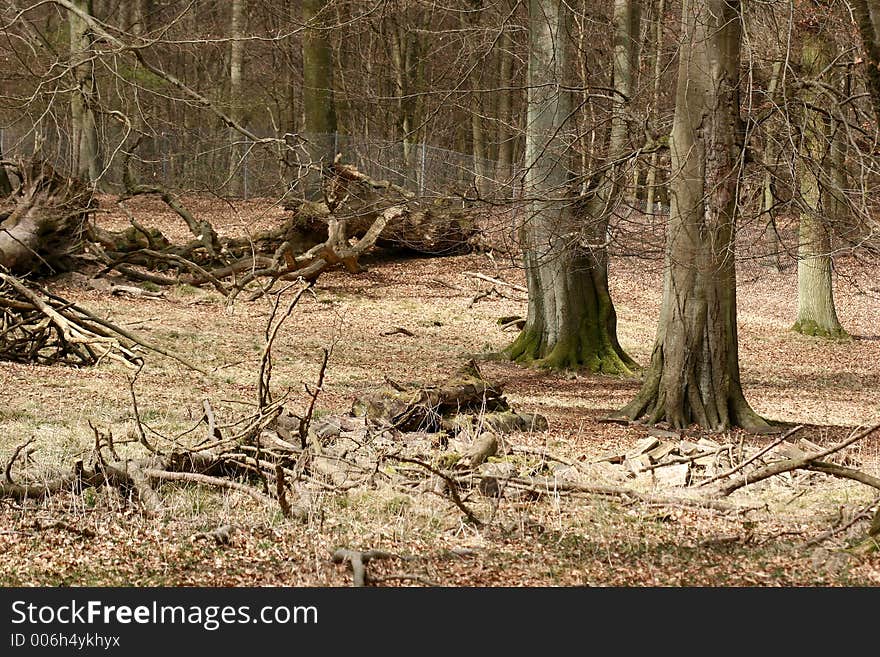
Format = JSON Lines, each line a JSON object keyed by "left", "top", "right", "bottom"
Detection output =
{"left": 791, "top": 319, "right": 849, "bottom": 340}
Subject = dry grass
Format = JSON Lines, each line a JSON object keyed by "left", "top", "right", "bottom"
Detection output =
{"left": 0, "top": 197, "right": 878, "bottom": 586}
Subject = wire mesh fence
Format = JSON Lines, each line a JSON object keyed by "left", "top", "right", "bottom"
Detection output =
{"left": 0, "top": 125, "right": 523, "bottom": 202}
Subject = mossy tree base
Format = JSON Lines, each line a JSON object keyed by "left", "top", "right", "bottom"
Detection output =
{"left": 503, "top": 325, "right": 637, "bottom": 376}
{"left": 792, "top": 319, "right": 849, "bottom": 340}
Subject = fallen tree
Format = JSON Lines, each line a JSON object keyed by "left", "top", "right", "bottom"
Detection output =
{"left": 0, "top": 161, "right": 94, "bottom": 274}
{"left": 1, "top": 151, "right": 480, "bottom": 308}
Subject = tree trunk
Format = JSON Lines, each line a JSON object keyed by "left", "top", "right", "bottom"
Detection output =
{"left": 0, "top": 143, "right": 11, "bottom": 198}
{"left": 495, "top": 24, "right": 515, "bottom": 185}
{"left": 227, "top": 0, "right": 245, "bottom": 197}
{"left": 792, "top": 31, "right": 847, "bottom": 339}
{"left": 645, "top": 0, "right": 665, "bottom": 215}
{"left": 851, "top": 0, "right": 880, "bottom": 125}
{"left": 761, "top": 60, "right": 783, "bottom": 270}
{"left": 302, "top": 0, "right": 337, "bottom": 200}
{"left": 617, "top": 0, "right": 770, "bottom": 431}
{"left": 68, "top": 0, "right": 102, "bottom": 183}
{"left": 504, "top": 0, "right": 636, "bottom": 374}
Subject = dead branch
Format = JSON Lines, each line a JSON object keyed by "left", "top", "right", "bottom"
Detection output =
{"left": 388, "top": 455, "right": 483, "bottom": 526}
{"left": 5, "top": 437, "right": 35, "bottom": 484}
{"left": 698, "top": 425, "right": 804, "bottom": 487}
{"left": 143, "top": 469, "right": 273, "bottom": 506}
{"left": 331, "top": 548, "right": 398, "bottom": 587}
{"left": 712, "top": 423, "right": 880, "bottom": 497}
{"left": 498, "top": 476, "right": 754, "bottom": 513}
{"left": 462, "top": 271, "right": 527, "bottom": 293}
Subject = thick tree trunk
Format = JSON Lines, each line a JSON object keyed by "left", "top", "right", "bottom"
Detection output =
{"left": 302, "top": 0, "right": 337, "bottom": 200}
{"left": 504, "top": 0, "right": 636, "bottom": 374}
{"left": 793, "top": 32, "right": 847, "bottom": 339}
{"left": 617, "top": 0, "right": 770, "bottom": 431}
{"left": 69, "top": 0, "right": 102, "bottom": 182}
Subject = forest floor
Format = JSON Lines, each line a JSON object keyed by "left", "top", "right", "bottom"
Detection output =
{"left": 1, "top": 195, "right": 879, "bottom": 586}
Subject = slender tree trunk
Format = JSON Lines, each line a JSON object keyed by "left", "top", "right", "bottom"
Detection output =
{"left": 617, "top": 0, "right": 770, "bottom": 431}
{"left": 0, "top": 143, "right": 11, "bottom": 197}
{"left": 227, "top": 0, "right": 245, "bottom": 197}
{"left": 793, "top": 31, "right": 847, "bottom": 339}
{"left": 504, "top": 0, "right": 636, "bottom": 374}
{"left": 69, "top": 0, "right": 102, "bottom": 182}
{"left": 496, "top": 24, "right": 515, "bottom": 185}
{"left": 302, "top": 0, "right": 337, "bottom": 200}
{"left": 645, "top": 0, "right": 665, "bottom": 215}
{"left": 761, "top": 60, "right": 783, "bottom": 270}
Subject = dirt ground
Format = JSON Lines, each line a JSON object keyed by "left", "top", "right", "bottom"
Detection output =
{"left": 1, "top": 195, "right": 879, "bottom": 586}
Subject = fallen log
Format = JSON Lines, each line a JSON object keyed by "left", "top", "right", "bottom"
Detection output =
{"left": 0, "top": 160, "right": 94, "bottom": 274}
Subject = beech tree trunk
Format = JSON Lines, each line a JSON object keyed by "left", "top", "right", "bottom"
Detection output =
{"left": 227, "top": 0, "right": 245, "bottom": 197}
{"left": 617, "top": 0, "right": 770, "bottom": 431}
{"left": 504, "top": 0, "right": 636, "bottom": 374}
{"left": 68, "top": 0, "right": 102, "bottom": 182}
{"left": 852, "top": 0, "right": 880, "bottom": 125}
{"left": 302, "top": 0, "right": 337, "bottom": 199}
{"left": 792, "top": 31, "right": 847, "bottom": 339}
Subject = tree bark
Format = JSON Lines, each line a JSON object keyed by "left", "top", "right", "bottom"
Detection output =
{"left": 68, "top": 0, "right": 102, "bottom": 183}
{"left": 0, "top": 143, "right": 12, "bottom": 198}
{"left": 227, "top": 0, "right": 245, "bottom": 197}
{"left": 792, "top": 30, "right": 847, "bottom": 339}
{"left": 495, "top": 23, "right": 515, "bottom": 184}
{"left": 302, "top": 0, "right": 337, "bottom": 200}
{"left": 645, "top": 0, "right": 665, "bottom": 215}
{"left": 504, "top": 0, "right": 636, "bottom": 374}
{"left": 851, "top": 0, "right": 880, "bottom": 125}
{"left": 616, "top": 0, "right": 771, "bottom": 431}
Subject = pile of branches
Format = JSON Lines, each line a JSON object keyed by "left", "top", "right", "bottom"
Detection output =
{"left": 0, "top": 271, "right": 204, "bottom": 371}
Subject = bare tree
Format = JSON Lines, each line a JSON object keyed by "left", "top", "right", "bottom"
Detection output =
{"left": 616, "top": 0, "right": 771, "bottom": 431}
{"left": 504, "top": 0, "right": 637, "bottom": 374}
{"left": 68, "top": 0, "right": 102, "bottom": 182}
{"left": 302, "top": 0, "right": 337, "bottom": 199}
{"left": 792, "top": 18, "right": 847, "bottom": 338}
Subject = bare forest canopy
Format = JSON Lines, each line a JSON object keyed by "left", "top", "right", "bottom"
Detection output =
{"left": 1, "top": 0, "right": 880, "bottom": 582}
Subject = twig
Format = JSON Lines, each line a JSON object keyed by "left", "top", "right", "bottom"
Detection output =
{"left": 299, "top": 348, "right": 330, "bottom": 449}
{"left": 388, "top": 455, "right": 483, "bottom": 526}
{"left": 698, "top": 425, "right": 804, "bottom": 487}
{"left": 5, "top": 437, "right": 35, "bottom": 484}
{"left": 462, "top": 271, "right": 527, "bottom": 292}
{"left": 128, "top": 365, "right": 157, "bottom": 454}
